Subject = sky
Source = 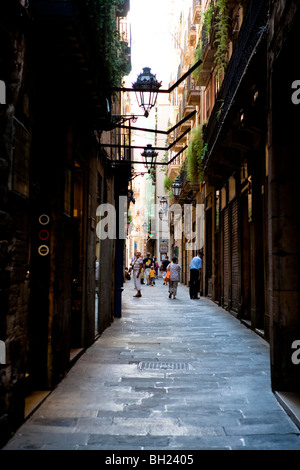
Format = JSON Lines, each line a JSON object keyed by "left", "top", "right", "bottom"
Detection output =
{"left": 124, "top": 0, "right": 175, "bottom": 158}
{"left": 127, "top": 0, "right": 173, "bottom": 88}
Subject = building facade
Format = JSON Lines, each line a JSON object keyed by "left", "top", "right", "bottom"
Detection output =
{"left": 202, "top": 0, "right": 300, "bottom": 394}
{"left": 167, "top": 0, "right": 300, "bottom": 396}
{"left": 0, "top": 0, "right": 131, "bottom": 445}
{"left": 166, "top": 0, "right": 204, "bottom": 285}
{"left": 1, "top": 0, "right": 299, "bottom": 447}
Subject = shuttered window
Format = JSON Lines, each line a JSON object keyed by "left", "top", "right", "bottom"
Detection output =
{"left": 223, "top": 207, "right": 229, "bottom": 306}
{"left": 231, "top": 200, "right": 239, "bottom": 312}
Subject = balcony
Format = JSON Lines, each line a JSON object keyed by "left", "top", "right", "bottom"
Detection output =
{"left": 172, "top": 124, "right": 188, "bottom": 154}
{"left": 198, "top": 25, "right": 216, "bottom": 86}
{"left": 172, "top": 83, "right": 197, "bottom": 139}
{"left": 189, "top": 24, "right": 197, "bottom": 47}
{"left": 186, "top": 74, "right": 201, "bottom": 106}
{"left": 192, "top": 0, "right": 201, "bottom": 25}
{"left": 180, "top": 85, "right": 196, "bottom": 119}
{"left": 175, "top": 63, "right": 187, "bottom": 94}
{"left": 203, "top": 0, "right": 269, "bottom": 185}
{"left": 179, "top": 118, "right": 193, "bottom": 135}
{"left": 116, "top": 0, "right": 130, "bottom": 17}
{"left": 167, "top": 160, "right": 180, "bottom": 181}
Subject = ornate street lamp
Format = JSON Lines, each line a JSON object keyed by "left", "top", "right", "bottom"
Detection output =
{"left": 172, "top": 177, "right": 183, "bottom": 198}
{"left": 158, "top": 196, "right": 168, "bottom": 209}
{"left": 141, "top": 144, "right": 158, "bottom": 170}
{"left": 132, "top": 67, "right": 162, "bottom": 117}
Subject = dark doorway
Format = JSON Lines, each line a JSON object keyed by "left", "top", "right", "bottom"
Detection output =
{"left": 70, "top": 161, "right": 84, "bottom": 348}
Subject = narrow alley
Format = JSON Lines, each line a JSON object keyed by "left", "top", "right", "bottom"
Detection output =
{"left": 3, "top": 277, "right": 300, "bottom": 451}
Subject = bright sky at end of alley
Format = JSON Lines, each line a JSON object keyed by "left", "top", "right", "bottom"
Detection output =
{"left": 128, "top": 0, "right": 173, "bottom": 88}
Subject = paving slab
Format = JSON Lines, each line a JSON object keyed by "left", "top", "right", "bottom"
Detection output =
{"left": 2, "top": 278, "right": 300, "bottom": 451}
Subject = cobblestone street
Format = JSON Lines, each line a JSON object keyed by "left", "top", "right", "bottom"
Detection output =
{"left": 3, "top": 278, "right": 300, "bottom": 451}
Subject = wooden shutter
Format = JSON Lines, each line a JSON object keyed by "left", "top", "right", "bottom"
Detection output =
{"left": 231, "top": 199, "right": 239, "bottom": 312}
{"left": 223, "top": 207, "right": 229, "bottom": 307}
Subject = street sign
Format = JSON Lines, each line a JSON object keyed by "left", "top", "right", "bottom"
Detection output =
{"left": 38, "top": 245, "right": 50, "bottom": 256}
{"left": 38, "top": 214, "right": 50, "bottom": 256}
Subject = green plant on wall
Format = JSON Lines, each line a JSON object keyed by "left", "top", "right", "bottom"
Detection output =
{"left": 193, "top": 0, "right": 230, "bottom": 82}
{"left": 214, "top": 0, "right": 230, "bottom": 78}
{"left": 80, "top": 0, "right": 128, "bottom": 90}
{"left": 193, "top": 44, "right": 203, "bottom": 84}
{"left": 186, "top": 125, "right": 204, "bottom": 183}
{"left": 164, "top": 175, "right": 174, "bottom": 197}
{"left": 203, "top": 0, "right": 214, "bottom": 38}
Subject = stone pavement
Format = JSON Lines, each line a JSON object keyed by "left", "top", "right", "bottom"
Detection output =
{"left": 3, "top": 277, "right": 300, "bottom": 451}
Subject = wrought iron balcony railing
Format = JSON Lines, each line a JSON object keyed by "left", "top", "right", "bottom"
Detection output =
{"left": 203, "top": 0, "right": 268, "bottom": 162}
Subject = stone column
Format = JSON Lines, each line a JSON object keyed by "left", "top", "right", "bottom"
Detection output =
{"left": 267, "top": 2, "right": 300, "bottom": 391}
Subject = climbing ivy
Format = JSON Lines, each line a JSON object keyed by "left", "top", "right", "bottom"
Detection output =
{"left": 164, "top": 175, "right": 173, "bottom": 193}
{"left": 202, "top": 1, "right": 214, "bottom": 38}
{"left": 79, "top": 0, "right": 128, "bottom": 90}
{"left": 193, "top": 0, "right": 230, "bottom": 82}
{"left": 186, "top": 125, "right": 204, "bottom": 183}
{"left": 214, "top": 0, "right": 230, "bottom": 79}
{"left": 193, "top": 44, "right": 203, "bottom": 84}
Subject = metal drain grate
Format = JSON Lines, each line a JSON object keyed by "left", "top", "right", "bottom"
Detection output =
{"left": 138, "top": 361, "right": 193, "bottom": 371}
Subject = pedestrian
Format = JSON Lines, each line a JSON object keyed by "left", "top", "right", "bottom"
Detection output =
{"left": 161, "top": 255, "right": 170, "bottom": 285}
{"left": 189, "top": 250, "right": 203, "bottom": 299}
{"left": 152, "top": 257, "right": 159, "bottom": 279}
{"left": 131, "top": 251, "right": 143, "bottom": 297}
{"left": 149, "top": 265, "right": 156, "bottom": 286}
{"left": 168, "top": 256, "right": 181, "bottom": 299}
{"left": 95, "top": 260, "right": 99, "bottom": 296}
{"left": 143, "top": 252, "right": 152, "bottom": 285}
{"left": 129, "top": 252, "right": 136, "bottom": 275}
{"left": 124, "top": 266, "right": 131, "bottom": 281}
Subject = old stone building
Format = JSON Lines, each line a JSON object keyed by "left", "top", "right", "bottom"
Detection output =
{"left": 0, "top": 0, "right": 131, "bottom": 445}
{"left": 202, "top": 0, "right": 300, "bottom": 397}
{"left": 266, "top": 0, "right": 300, "bottom": 393}
{"left": 166, "top": 0, "right": 300, "bottom": 403}
{"left": 1, "top": 0, "right": 299, "bottom": 448}
{"left": 203, "top": 0, "right": 268, "bottom": 331}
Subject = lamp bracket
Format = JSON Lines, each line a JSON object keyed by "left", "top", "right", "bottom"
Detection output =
{"left": 111, "top": 114, "right": 141, "bottom": 125}
{"left": 179, "top": 198, "right": 196, "bottom": 206}
{"left": 112, "top": 59, "right": 202, "bottom": 95}
{"left": 129, "top": 170, "right": 149, "bottom": 181}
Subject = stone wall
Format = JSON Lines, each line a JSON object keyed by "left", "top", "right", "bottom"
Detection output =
{"left": 267, "top": 1, "right": 300, "bottom": 391}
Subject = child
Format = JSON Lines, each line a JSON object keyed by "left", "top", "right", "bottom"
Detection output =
{"left": 149, "top": 265, "right": 156, "bottom": 286}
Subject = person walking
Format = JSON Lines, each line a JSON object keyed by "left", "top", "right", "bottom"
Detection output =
{"left": 168, "top": 256, "right": 181, "bottom": 299}
{"left": 149, "top": 265, "right": 156, "bottom": 286}
{"left": 161, "top": 255, "right": 170, "bottom": 285}
{"left": 143, "top": 252, "right": 152, "bottom": 285}
{"left": 131, "top": 251, "right": 143, "bottom": 297}
{"left": 189, "top": 250, "right": 203, "bottom": 299}
{"left": 152, "top": 257, "right": 159, "bottom": 279}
